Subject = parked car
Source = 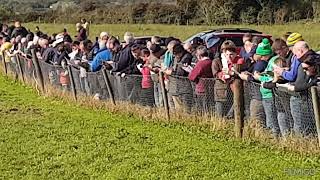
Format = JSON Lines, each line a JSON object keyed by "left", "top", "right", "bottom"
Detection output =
{"left": 121, "top": 36, "right": 171, "bottom": 47}
{"left": 184, "top": 28, "right": 272, "bottom": 54}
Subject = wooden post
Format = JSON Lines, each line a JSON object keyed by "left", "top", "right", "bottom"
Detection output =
{"left": 102, "top": 69, "right": 116, "bottom": 105}
{"left": 159, "top": 71, "right": 170, "bottom": 120}
{"left": 234, "top": 78, "right": 245, "bottom": 138}
{"left": 16, "top": 55, "right": 25, "bottom": 83}
{"left": 2, "top": 52, "right": 7, "bottom": 76}
{"left": 31, "top": 49, "right": 45, "bottom": 93}
{"left": 67, "top": 65, "right": 77, "bottom": 101}
{"left": 311, "top": 86, "right": 320, "bottom": 147}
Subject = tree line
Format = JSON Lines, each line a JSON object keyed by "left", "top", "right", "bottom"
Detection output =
{"left": 1, "top": 0, "right": 320, "bottom": 25}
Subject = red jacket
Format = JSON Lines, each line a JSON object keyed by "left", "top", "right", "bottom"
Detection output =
{"left": 141, "top": 67, "right": 152, "bottom": 89}
{"left": 189, "top": 58, "right": 213, "bottom": 94}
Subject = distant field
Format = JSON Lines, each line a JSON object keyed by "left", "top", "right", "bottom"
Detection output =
{"left": 0, "top": 72, "right": 320, "bottom": 178}
{"left": 25, "top": 22, "right": 320, "bottom": 50}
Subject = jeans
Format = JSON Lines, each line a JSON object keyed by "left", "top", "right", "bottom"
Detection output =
{"left": 172, "top": 94, "right": 192, "bottom": 113}
{"left": 290, "top": 96, "right": 316, "bottom": 136}
{"left": 80, "top": 77, "right": 91, "bottom": 95}
{"left": 196, "top": 94, "right": 213, "bottom": 114}
{"left": 250, "top": 99, "right": 266, "bottom": 127}
{"left": 277, "top": 111, "right": 291, "bottom": 137}
{"left": 115, "top": 76, "right": 127, "bottom": 101}
{"left": 262, "top": 98, "right": 280, "bottom": 137}
{"left": 127, "top": 79, "right": 141, "bottom": 104}
{"left": 215, "top": 101, "right": 224, "bottom": 117}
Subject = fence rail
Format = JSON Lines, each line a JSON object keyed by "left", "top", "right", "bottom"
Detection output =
{"left": 1, "top": 51, "right": 320, "bottom": 146}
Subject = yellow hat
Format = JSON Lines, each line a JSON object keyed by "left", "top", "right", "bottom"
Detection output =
{"left": 286, "top": 33, "right": 303, "bottom": 47}
{"left": 1, "top": 42, "right": 13, "bottom": 51}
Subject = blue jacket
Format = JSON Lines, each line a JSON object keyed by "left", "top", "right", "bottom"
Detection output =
{"left": 281, "top": 55, "right": 300, "bottom": 82}
{"left": 163, "top": 51, "right": 174, "bottom": 69}
{"left": 90, "top": 48, "right": 112, "bottom": 72}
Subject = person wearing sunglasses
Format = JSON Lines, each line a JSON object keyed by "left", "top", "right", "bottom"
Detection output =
{"left": 285, "top": 41, "right": 320, "bottom": 136}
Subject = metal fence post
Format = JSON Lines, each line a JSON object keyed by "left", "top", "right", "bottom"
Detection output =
{"left": 31, "top": 49, "right": 45, "bottom": 93}
{"left": 2, "top": 52, "right": 8, "bottom": 76}
{"left": 311, "top": 86, "right": 320, "bottom": 147}
{"left": 159, "top": 71, "right": 170, "bottom": 120}
{"left": 102, "top": 69, "right": 116, "bottom": 105}
{"left": 67, "top": 65, "right": 77, "bottom": 101}
{"left": 16, "top": 54, "right": 25, "bottom": 83}
{"left": 234, "top": 78, "right": 245, "bottom": 138}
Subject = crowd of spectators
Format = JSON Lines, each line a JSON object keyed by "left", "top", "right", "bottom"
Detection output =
{"left": 1, "top": 20, "right": 320, "bottom": 138}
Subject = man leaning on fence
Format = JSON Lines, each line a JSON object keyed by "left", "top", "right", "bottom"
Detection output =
{"left": 189, "top": 45, "right": 214, "bottom": 113}
{"left": 283, "top": 41, "right": 320, "bottom": 136}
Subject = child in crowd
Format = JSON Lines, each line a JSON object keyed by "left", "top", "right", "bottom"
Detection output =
{"left": 137, "top": 48, "right": 156, "bottom": 107}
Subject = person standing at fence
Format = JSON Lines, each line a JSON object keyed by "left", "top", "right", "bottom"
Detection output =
{"left": 283, "top": 41, "right": 319, "bottom": 136}
{"left": 239, "top": 39, "right": 273, "bottom": 127}
{"left": 163, "top": 39, "right": 179, "bottom": 109}
{"left": 212, "top": 40, "right": 243, "bottom": 117}
{"left": 260, "top": 57, "right": 291, "bottom": 137}
{"left": 1, "top": 41, "right": 15, "bottom": 64}
{"left": 41, "top": 39, "right": 56, "bottom": 63}
{"left": 113, "top": 32, "right": 135, "bottom": 73}
{"left": 120, "top": 44, "right": 144, "bottom": 104}
{"left": 69, "top": 41, "right": 81, "bottom": 65}
{"left": 240, "top": 34, "right": 256, "bottom": 71}
{"left": 89, "top": 32, "right": 109, "bottom": 62}
{"left": 165, "top": 43, "right": 193, "bottom": 113}
{"left": 112, "top": 32, "right": 135, "bottom": 101}
{"left": 240, "top": 33, "right": 253, "bottom": 59}
{"left": 274, "top": 33, "right": 303, "bottom": 82}
{"left": 149, "top": 44, "right": 166, "bottom": 107}
{"left": 189, "top": 45, "right": 214, "bottom": 114}
{"left": 138, "top": 48, "right": 155, "bottom": 107}
{"left": 53, "top": 40, "right": 69, "bottom": 66}
{"left": 163, "top": 39, "right": 179, "bottom": 70}
{"left": 90, "top": 38, "right": 112, "bottom": 72}
{"left": 252, "top": 40, "right": 290, "bottom": 137}
{"left": 258, "top": 39, "right": 292, "bottom": 137}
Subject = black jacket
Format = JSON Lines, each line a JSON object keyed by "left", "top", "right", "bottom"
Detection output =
{"left": 42, "top": 47, "right": 57, "bottom": 63}
{"left": 120, "top": 58, "right": 143, "bottom": 75}
{"left": 294, "top": 50, "right": 320, "bottom": 92}
{"left": 11, "top": 27, "right": 28, "bottom": 38}
{"left": 113, "top": 43, "right": 135, "bottom": 72}
{"left": 53, "top": 51, "right": 70, "bottom": 66}
{"left": 172, "top": 51, "right": 193, "bottom": 77}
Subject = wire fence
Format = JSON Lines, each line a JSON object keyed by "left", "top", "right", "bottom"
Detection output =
{"left": 1, "top": 52, "right": 320, "bottom": 144}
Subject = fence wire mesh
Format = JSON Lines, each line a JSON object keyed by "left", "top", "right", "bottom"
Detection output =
{"left": 38, "top": 60, "right": 71, "bottom": 92}
{"left": 168, "top": 76, "right": 234, "bottom": 116}
{"left": 109, "top": 74, "right": 155, "bottom": 106}
{"left": 18, "top": 55, "right": 35, "bottom": 80}
{"left": 2, "top": 55, "right": 320, "bottom": 140}
{"left": 274, "top": 88, "right": 317, "bottom": 137}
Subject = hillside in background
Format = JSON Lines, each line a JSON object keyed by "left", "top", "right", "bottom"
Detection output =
{"left": 0, "top": 0, "right": 319, "bottom": 25}
{"left": 0, "top": 0, "right": 175, "bottom": 11}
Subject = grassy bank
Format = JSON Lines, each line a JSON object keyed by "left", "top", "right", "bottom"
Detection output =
{"left": 25, "top": 22, "right": 320, "bottom": 50}
{"left": 0, "top": 75, "right": 319, "bottom": 179}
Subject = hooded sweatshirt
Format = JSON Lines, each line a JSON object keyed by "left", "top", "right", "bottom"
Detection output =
{"left": 259, "top": 55, "right": 278, "bottom": 99}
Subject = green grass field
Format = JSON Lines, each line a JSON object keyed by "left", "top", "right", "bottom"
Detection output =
{"left": 0, "top": 74, "right": 320, "bottom": 179}
{"left": 25, "top": 22, "right": 320, "bottom": 50}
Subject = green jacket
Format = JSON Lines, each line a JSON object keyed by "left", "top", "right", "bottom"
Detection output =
{"left": 259, "top": 56, "right": 278, "bottom": 99}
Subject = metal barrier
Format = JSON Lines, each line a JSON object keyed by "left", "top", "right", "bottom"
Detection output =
{"left": 1, "top": 52, "right": 320, "bottom": 145}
